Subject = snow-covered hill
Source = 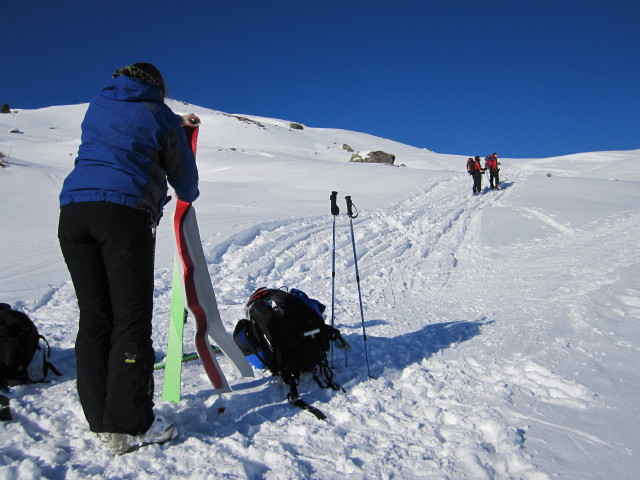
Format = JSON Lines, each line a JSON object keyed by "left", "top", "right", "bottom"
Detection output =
{"left": 1, "top": 103, "right": 639, "bottom": 479}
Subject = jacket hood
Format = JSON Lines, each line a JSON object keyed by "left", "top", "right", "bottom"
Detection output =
{"left": 99, "top": 75, "right": 164, "bottom": 103}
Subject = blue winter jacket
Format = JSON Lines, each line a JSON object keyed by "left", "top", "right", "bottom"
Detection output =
{"left": 59, "top": 75, "right": 199, "bottom": 224}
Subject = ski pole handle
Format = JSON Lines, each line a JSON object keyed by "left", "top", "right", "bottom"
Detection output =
{"left": 330, "top": 191, "right": 340, "bottom": 216}
{"left": 345, "top": 195, "right": 357, "bottom": 218}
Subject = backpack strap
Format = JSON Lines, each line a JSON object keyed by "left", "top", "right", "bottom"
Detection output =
{"left": 38, "top": 335, "right": 62, "bottom": 379}
{"left": 311, "top": 358, "right": 345, "bottom": 393}
{"left": 26, "top": 335, "right": 62, "bottom": 384}
{"left": 326, "top": 325, "right": 349, "bottom": 368}
{"left": 285, "top": 374, "right": 327, "bottom": 421}
{"left": 243, "top": 311, "right": 274, "bottom": 371}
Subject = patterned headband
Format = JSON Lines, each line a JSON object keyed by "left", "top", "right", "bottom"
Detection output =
{"left": 113, "top": 65, "right": 162, "bottom": 92}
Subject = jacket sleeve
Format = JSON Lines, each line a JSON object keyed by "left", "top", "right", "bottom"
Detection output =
{"left": 160, "top": 117, "right": 200, "bottom": 203}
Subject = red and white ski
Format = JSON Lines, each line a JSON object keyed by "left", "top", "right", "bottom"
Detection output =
{"left": 163, "top": 126, "right": 253, "bottom": 401}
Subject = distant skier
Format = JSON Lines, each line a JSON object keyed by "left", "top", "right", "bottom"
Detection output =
{"left": 485, "top": 152, "right": 500, "bottom": 190}
{"left": 57, "top": 63, "right": 201, "bottom": 454}
{"left": 471, "top": 156, "right": 485, "bottom": 195}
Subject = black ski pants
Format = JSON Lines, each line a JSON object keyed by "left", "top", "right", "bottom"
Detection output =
{"left": 472, "top": 172, "right": 483, "bottom": 194}
{"left": 58, "top": 202, "right": 155, "bottom": 435}
{"left": 489, "top": 169, "right": 500, "bottom": 189}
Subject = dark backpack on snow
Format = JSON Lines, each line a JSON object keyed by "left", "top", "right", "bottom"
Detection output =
{"left": 0, "top": 304, "right": 61, "bottom": 389}
{"left": 234, "top": 287, "right": 346, "bottom": 420}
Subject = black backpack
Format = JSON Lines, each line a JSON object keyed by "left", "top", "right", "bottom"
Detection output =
{"left": 234, "top": 287, "right": 346, "bottom": 420}
{"left": 0, "top": 304, "right": 60, "bottom": 389}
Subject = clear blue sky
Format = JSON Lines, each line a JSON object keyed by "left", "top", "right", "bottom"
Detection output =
{"left": 4, "top": 1, "right": 639, "bottom": 158}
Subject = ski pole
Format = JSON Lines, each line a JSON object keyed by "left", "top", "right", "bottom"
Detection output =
{"left": 345, "top": 195, "right": 372, "bottom": 378}
{"left": 330, "top": 191, "right": 339, "bottom": 366}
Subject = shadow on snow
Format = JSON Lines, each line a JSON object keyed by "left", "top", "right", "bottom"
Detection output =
{"left": 179, "top": 317, "right": 490, "bottom": 441}
{"left": 8, "top": 318, "right": 489, "bottom": 447}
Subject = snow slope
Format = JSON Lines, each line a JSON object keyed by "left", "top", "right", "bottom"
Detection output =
{"left": 1, "top": 102, "right": 639, "bottom": 479}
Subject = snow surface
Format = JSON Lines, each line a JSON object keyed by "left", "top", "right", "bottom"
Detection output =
{"left": 1, "top": 102, "right": 639, "bottom": 479}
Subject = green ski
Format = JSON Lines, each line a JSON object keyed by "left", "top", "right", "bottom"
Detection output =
{"left": 161, "top": 257, "right": 187, "bottom": 402}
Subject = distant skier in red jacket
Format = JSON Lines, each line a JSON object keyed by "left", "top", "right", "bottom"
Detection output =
{"left": 471, "top": 156, "right": 485, "bottom": 195}
{"left": 485, "top": 153, "right": 500, "bottom": 190}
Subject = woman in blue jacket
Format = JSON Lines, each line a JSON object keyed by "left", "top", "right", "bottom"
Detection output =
{"left": 58, "top": 63, "right": 200, "bottom": 454}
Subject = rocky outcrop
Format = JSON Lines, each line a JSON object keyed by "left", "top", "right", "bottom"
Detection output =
{"left": 349, "top": 150, "right": 395, "bottom": 165}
